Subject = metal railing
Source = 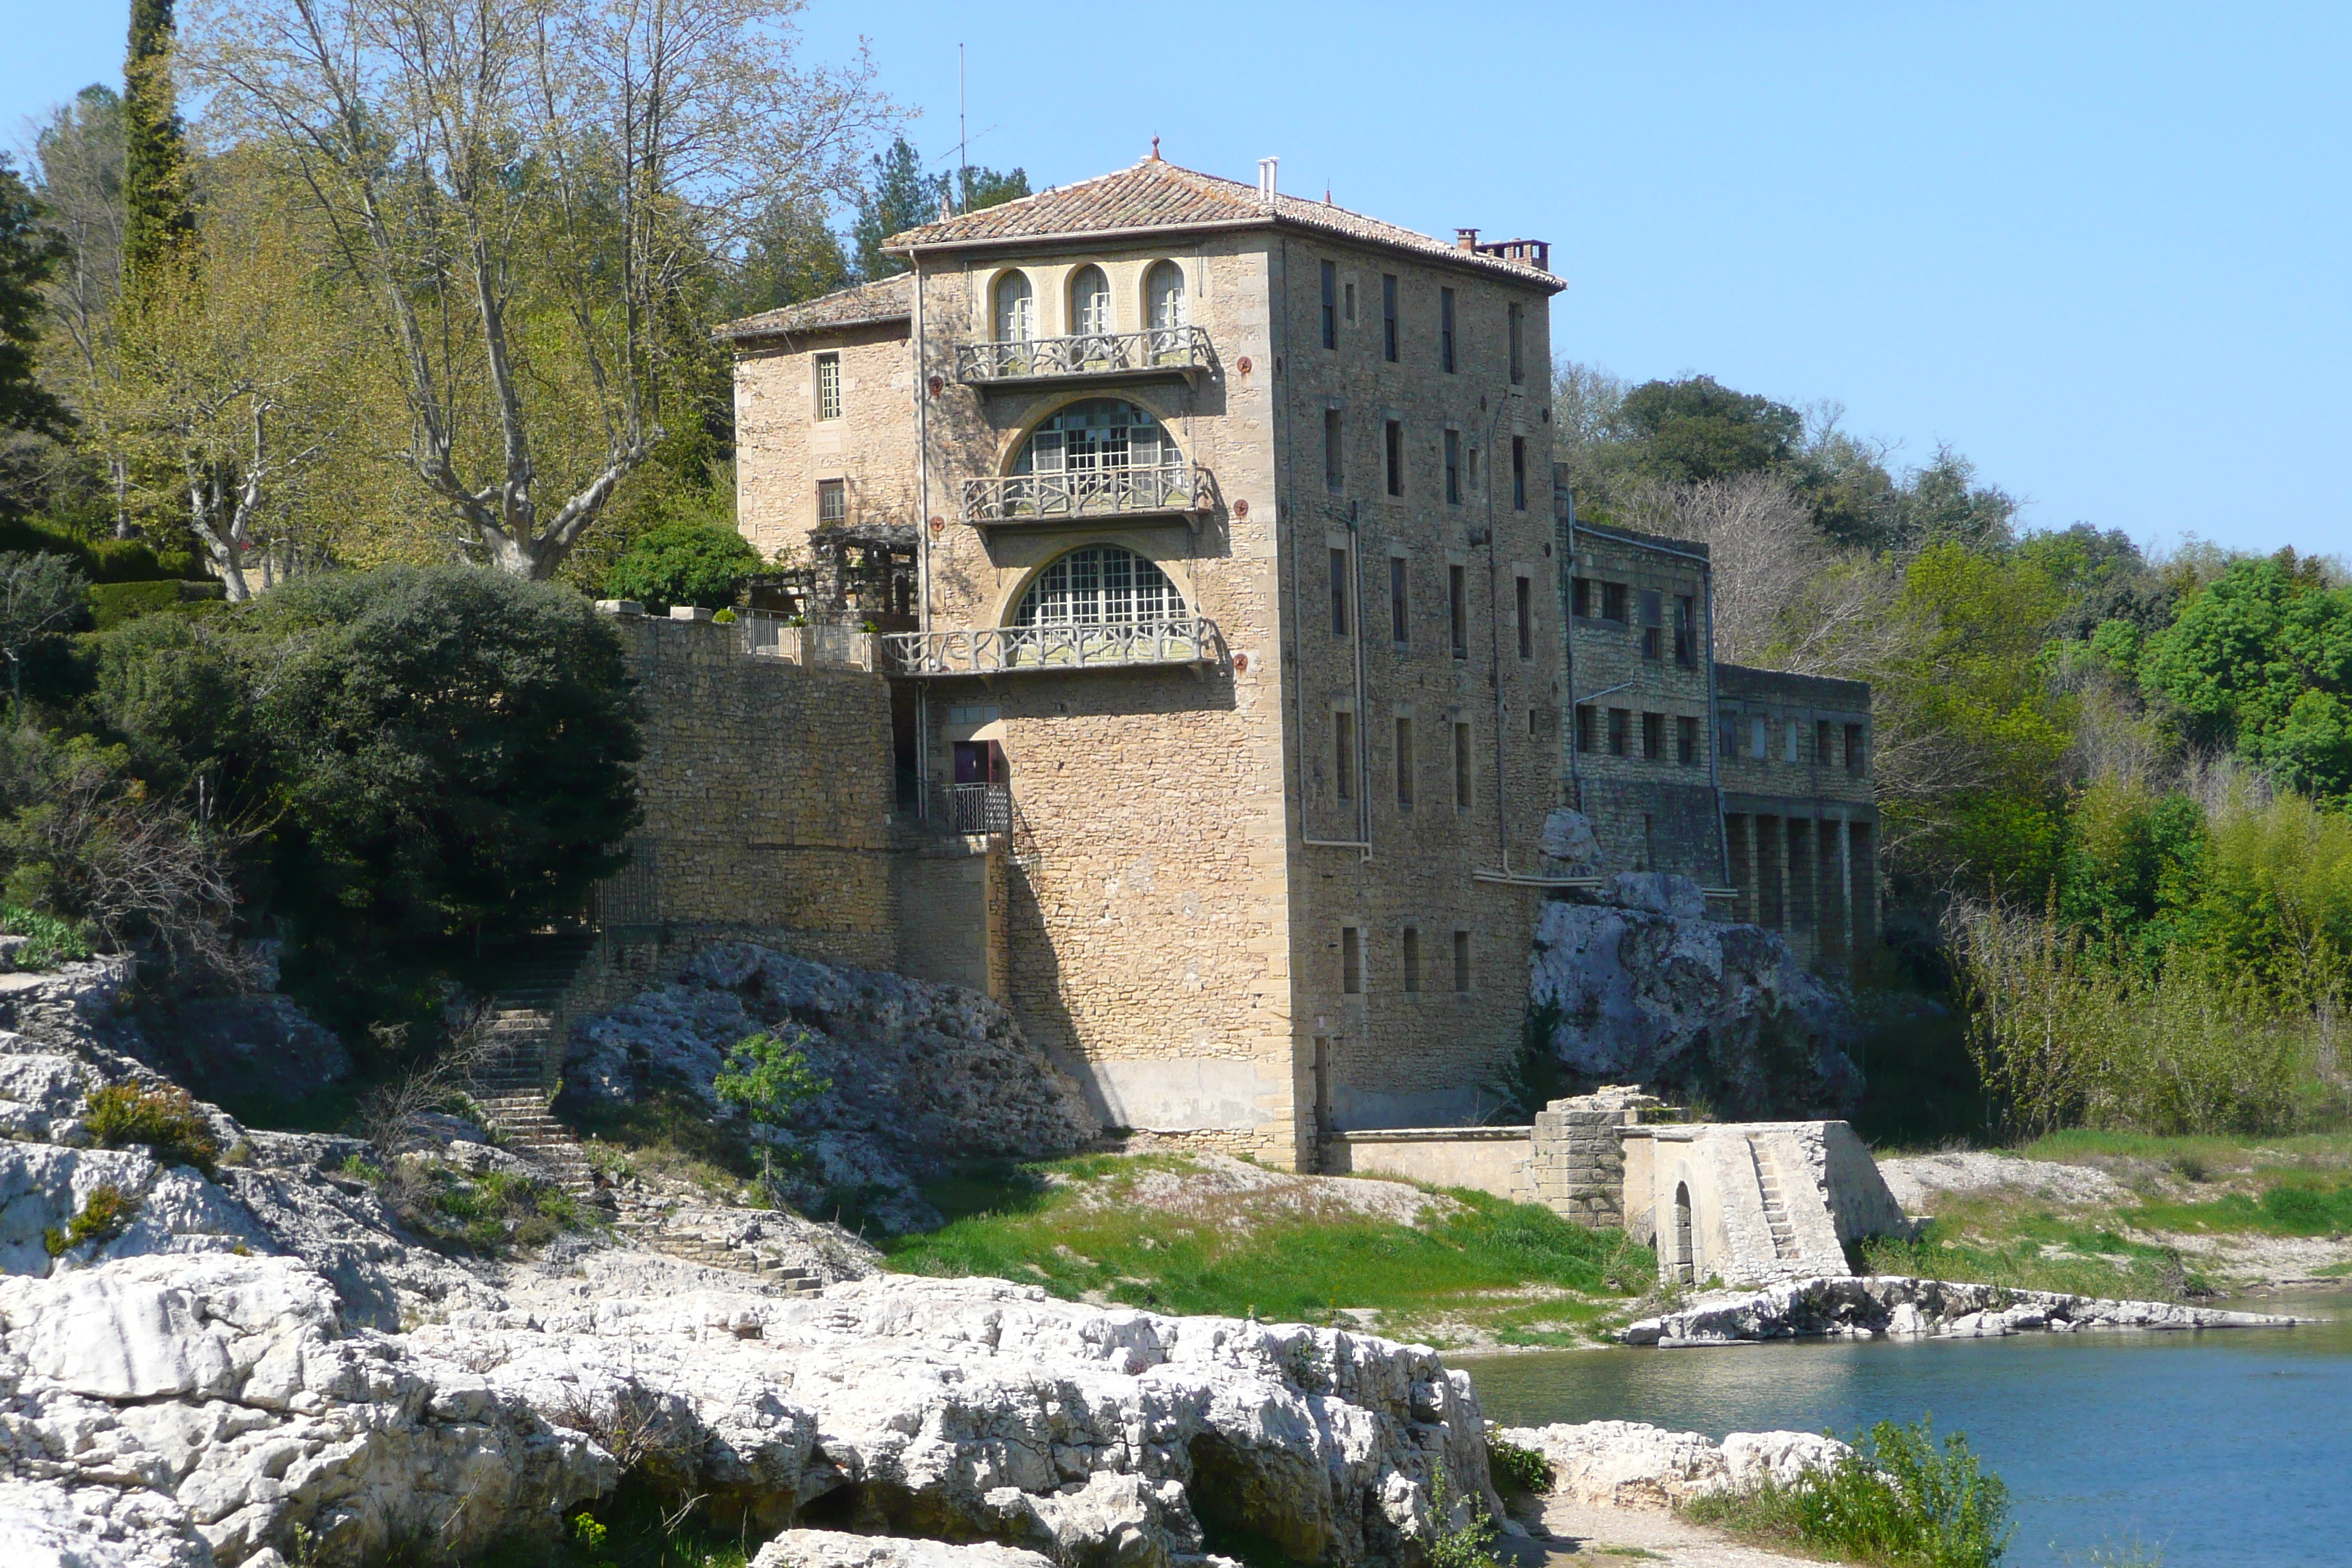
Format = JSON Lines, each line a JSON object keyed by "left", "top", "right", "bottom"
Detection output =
{"left": 962, "top": 463, "right": 1211, "bottom": 527}
{"left": 956, "top": 325, "right": 1212, "bottom": 384}
{"left": 937, "top": 783, "right": 1012, "bottom": 836}
{"left": 883, "top": 616, "right": 1220, "bottom": 676}
{"left": 738, "top": 612, "right": 878, "bottom": 671}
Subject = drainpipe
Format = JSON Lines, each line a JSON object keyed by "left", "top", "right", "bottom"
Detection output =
{"left": 1561, "top": 484, "right": 1580, "bottom": 813}
{"left": 911, "top": 246, "right": 930, "bottom": 637}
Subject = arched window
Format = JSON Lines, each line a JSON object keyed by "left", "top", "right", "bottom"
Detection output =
{"left": 1015, "top": 546, "right": 1181, "bottom": 626}
{"left": 1145, "top": 261, "right": 1186, "bottom": 331}
{"left": 1014, "top": 399, "right": 1170, "bottom": 475}
{"left": 992, "top": 271, "right": 1034, "bottom": 342}
{"left": 1068, "top": 265, "right": 1111, "bottom": 336}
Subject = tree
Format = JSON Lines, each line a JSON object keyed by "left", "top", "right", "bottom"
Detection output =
{"left": 0, "top": 162, "right": 69, "bottom": 442}
{"left": 0, "top": 551, "right": 86, "bottom": 707}
{"left": 723, "top": 195, "right": 851, "bottom": 320}
{"left": 603, "top": 518, "right": 763, "bottom": 609}
{"left": 122, "top": 0, "right": 195, "bottom": 297}
{"left": 190, "top": 0, "right": 892, "bottom": 579}
{"left": 712, "top": 1028, "right": 831, "bottom": 1187}
{"left": 851, "top": 136, "right": 1028, "bottom": 281}
{"left": 26, "top": 88, "right": 130, "bottom": 535}
{"left": 1617, "top": 375, "right": 1803, "bottom": 485}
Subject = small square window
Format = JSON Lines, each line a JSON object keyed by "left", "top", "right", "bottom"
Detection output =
{"left": 1674, "top": 594, "right": 1697, "bottom": 666}
{"left": 1439, "top": 287, "right": 1456, "bottom": 374}
{"left": 1512, "top": 437, "right": 1528, "bottom": 511}
{"left": 1385, "top": 421, "right": 1404, "bottom": 497}
{"left": 1444, "top": 430, "right": 1462, "bottom": 505}
{"left": 814, "top": 353, "right": 842, "bottom": 420}
{"left": 1320, "top": 260, "right": 1337, "bottom": 350}
{"left": 1602, "top": 582, "right": 1629, "bottom": 622}
{"left": 1515, "top": 576, "right": 1533, "bottom": 660}
{"left": 1751, "top": 717, "right": 1768, "bottom": 759}
{"left": 1449, "top": 565, "right": 1468, "bottom": 659}
{"left": 1382, "top": 274, "right": 1399, "bottom": 362}
{"left": 1575, "top": 704, "right": 1597, "bottom": 753}
{"left": 1608, "top": 707, "right": 1630, "bottom": 756}
{"left": 1678, "top": 715, "right": 1700, "bottom": 767}
{"left": 1845, "top": 722, "right": 1867, "bottom": 774}
{"left": 1571, "top": 576, "right": 1593, "bottom": 619}
{"left": 1330, "top": 547, "right": 1351, "bottom": 637}
{"left": 1642, "top": 712, "right": 1665, "bottom": 760}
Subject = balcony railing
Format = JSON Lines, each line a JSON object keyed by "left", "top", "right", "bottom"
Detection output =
{"left": 935, "top": 783, "right": 1012, "bottom": 836}
{"left": 956, "top": 325, "right": 1213, "bottom": 387}
{"left": 883, "top": 617, "right": 1221, "bottom": 676}
{"left": 739, "top": 614, "right": 878, "bottom": 670}
{"left": 962, "top": 463, "right": 1213, "bottom": 529}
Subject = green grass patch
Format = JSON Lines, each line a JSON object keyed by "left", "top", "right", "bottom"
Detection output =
{"left": 2124, "top": 1177, "right": 2352, "bottom": 1238}
{"left": 559, "top": 1082, "right": 761, "bottom": 1196}
{"left": 84, "top": 1084, "right": 222, "bottom": 1177}
{"left": 879, "top": 1153, "right": 1653, "bottom": 1345}
{"left": 1683, "top": 1417, "right": 2013, "bottom": 1568}
{"left": 43, "top": 1182, "right": 140, "bottom": 1257}
{"left": 2016, "top": 1128, "right": 2352, "bottom": 1172}
{"left": 1858, "top": 1196, "right": 2205, "bottom": 1301}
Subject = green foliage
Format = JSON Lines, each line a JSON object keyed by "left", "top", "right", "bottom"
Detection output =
{"left": 0, "top": 157, "right": 68, "bottom": 438}
{"left": 0, "top": 901, "right": 91, "bottom": 968}
{"left": 1858, "top": 1206, "right": 2201, "bottom": 1303}
{"left": 603, "top": 520, "right": 764, "bottom": 611}
{"left": 121, "top": 0, "right": 195, "bottom": 293}
{"left": 86, "top": 578, "right": 217, "bottom": 630}
{"left": 852, "top": 137, "right": 1029, "bottom": 281}
{"left": 372, "top": 1160, "right": 581, "bottom": 1256}
{"left": 0, "top": 551, "right": 90, "bottom": 704}
{"left": 43, "top": 1182, "right": 140, "bottom": 1257}
{"left": 712, "top": 1029, "right": 832, "bottom": 1128}
{"left": 1423, "top": 1471, "right": 1502, "bottom": 1568}
{"left": 2140, "top": 552, "right": 2352, "bottom": 803}
{"left": 1683, "top": 1417, "right": 2013, "bottom": 1568}
{"left": 85, "top": 1082, "right": 221, "bottom": 1176}
{"left": 1485, "top": 1434, "right": 1555, "bottom": 1496}
{"left": 1616, "top": 375, "right": 1802, "bottom": 484}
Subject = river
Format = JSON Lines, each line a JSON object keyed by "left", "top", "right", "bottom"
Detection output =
{"left": 1455, "top": 1289, "right": 2352, "bottom": 1567}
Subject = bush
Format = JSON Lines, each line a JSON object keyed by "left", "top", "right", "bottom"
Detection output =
{"left": 86, "top": 578, "right": 220, "bottom": 630}
{"left": 602, "top": 520, "right": 763, "bottom": 611}
{"left": 0, "top": 901, "right": 90, "bottom": 968}
{"left": 84, "top": 1083, "right": 222, "bottom": 1177}
{"left": 1684, "top": 1417, "right": 2013, "bottom": 1568}
{"left": 42, "top": 1181, "right": 140, "bottom": 1256}
{"left": 1485, "top": 1433, "right": 1554, "bottom": 1496}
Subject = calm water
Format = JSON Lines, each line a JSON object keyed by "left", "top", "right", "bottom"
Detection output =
{"left": 1455, "top": 1290, "right": 2352, "bottom": 1568}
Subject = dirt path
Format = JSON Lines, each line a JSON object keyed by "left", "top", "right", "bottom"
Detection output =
{"left": 1502, "top": 1496, "right": 1821, "bottom": 1567}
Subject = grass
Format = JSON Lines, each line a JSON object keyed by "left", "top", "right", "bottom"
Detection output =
{"left": 83, "top": 1084, "right": 222, "bottom": 1177}
{"left": 1683, "top": 1417, "right": 2013, "bottom": 1568}
{"left": 1857, "top": 1191, "right": 2209, "bottom": 1301}
{"left": 560, "top": 1083, "right": 764, "bottom": 1199}
{"left": 878, "top": 1153, "right": 1655, "bottom": 1346}
{"left": 346, "top": 1156, "right": 588, "bottom": 1256}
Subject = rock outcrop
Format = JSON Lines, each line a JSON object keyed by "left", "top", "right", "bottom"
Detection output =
{"left": 1529, "top": 873, "right": 1856, "bottom": 1116}
{"left": 1497, "top": 1421, "right": 1853, "bottom": 1512}
{"left": 565, "top": 944, "right": 1101, "bottom": 1230}
{"left": 1621, "top": 1275, "right": 2299, "bottom": 1346}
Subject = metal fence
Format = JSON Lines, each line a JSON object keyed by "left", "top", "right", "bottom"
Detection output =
{"left": 883, "top": 617, "right": 1219, "bottom": 676}
{"left": 737, "top": 612, "right": 878, "bottom": 670}
{"left": 962, "top": 464, "right": 1210, "bottom": 526}
{"left": 956, "top": 325, "right": 1212, "bottom": 384}
{"left": 938, "top": 783, "right": 1012, "bottom": 836}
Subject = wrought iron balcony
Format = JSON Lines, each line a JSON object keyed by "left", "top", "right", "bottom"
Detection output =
{"left": 883, "top": 616, "right": 1221, "bottom": 677}
{"left": 738, "top": 614, "right": 878, "bottom": 670}
{"left": 962, "top": 463, "right": 1213, "bottom": 530}
{"left": 956, "top": 326, "right": 1213, "bottom": 388}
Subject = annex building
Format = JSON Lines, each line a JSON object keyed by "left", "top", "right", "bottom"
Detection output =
{"left": 702, "top": 152, "right": 1874, "bottom": 1171}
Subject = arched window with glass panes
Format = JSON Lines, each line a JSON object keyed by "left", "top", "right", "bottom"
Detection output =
{"left": 1013, "top": 399, "right": 1170, "bottom": 476}
{"left": 992, "top": 271, "right": 1034, "bottom": 342}
{"left": 1068, "top": 265, "right": 1112, "bottom": 336}
{"left": 1014, "top": 546, "right": 1183, "bottom": 627}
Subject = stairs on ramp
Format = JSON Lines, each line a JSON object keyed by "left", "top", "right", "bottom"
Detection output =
{"left": 1748, "top": 1138, "right": 1802, "bottom": 1263}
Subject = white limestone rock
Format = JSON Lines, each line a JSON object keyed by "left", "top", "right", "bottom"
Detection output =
{"left": 752, "top": 1534, "right": 1058, "bottom": 1568}
{"left": 1496, "top": 1421, "right": 1855, "bottom": 1512}
{"left": 1621, "top": 1274, "right": 2300, "bottom": 1346}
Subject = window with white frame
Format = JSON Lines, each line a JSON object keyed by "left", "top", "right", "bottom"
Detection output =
{"left": 993, "top": 272, "right": 1035, "bottom": 342}
{"left": 1146, "top": 261, "right": 1187, "bottom": 331}
{"left": 1069, "top": 265, "right": 1112, "bottom": 335}
{"left": 1012, "top": 545, "right": 1180, "bottom": 626}
{"left": 814, "top": 353, "right": 842, "bottom": 420}
{"left": 1014, "top": 399, "right": 1170, "bottom": 475}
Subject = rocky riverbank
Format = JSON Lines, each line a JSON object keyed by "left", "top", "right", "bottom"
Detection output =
{"left": 1621, "top": 1273, "right": 2299, "bottom": 1346}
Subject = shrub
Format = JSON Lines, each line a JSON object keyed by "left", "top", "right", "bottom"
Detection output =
{"left": 1684, "top": 1417, "right": 2012, "bottom": 1568}
{"left": 43, "top": 1182, "right": 140, "bottom": 1256}
{"left": 602, "top": 520, "right": 763, "bottom": 611}
{"left": 84, "top": 1083, "right": 222, "bottom": 1177}
{"left": 0, "top": 901, "right": 91, "bottom": 968}
{"left": 86, "top": 578, "right": 220, "bottom": 630}
{"left": 1485, "top": 1433, "right": 1553, "bottom": 1496}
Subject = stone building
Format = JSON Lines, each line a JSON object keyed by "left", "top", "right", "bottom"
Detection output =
{"left": 717, "top": 154, "right": 1569, "bottom": 1166}
{"left": 1555, "top": 497, "right": 1877, "bottom": 969}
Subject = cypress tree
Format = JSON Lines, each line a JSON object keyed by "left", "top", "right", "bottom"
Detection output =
{"left": 122, "top": 0, "right": 192, "bottom": 293}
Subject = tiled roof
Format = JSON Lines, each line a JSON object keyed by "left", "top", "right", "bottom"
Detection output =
{"left": 715, "top": 274, "right": 912, "bottom": 341}
{"left": 884, "top": 157, "right": 1562, "bottom": 289}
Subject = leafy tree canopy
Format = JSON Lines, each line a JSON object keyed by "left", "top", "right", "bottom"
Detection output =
{"left": 852, "top": 137, "right": 1030, "bottom": 282}
{"left": 0, "top": 160, "right": 69, "bottom": 439}
{"left": 1616, "top": 374, "right": 1802, "bottom": 484}
{"left": 603, "top": 519, "right": 764, "bottom": 610}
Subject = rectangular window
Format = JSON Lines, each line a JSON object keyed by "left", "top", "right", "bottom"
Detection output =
{"left": 1678, "top": 715, "right": 1700, "bottom": 767}
{"left": 1816, "top": 720, "right": 1833, "bottom": 766}
{"left": 1335, "top": 711, "right": 1355, "bottom": 801}
{"left": 1452, "top": 930, "right": 1471, "bottom": 994}
{"left": 814, "top": 353, "right": 842, "bottom": 420}
{"left": 1720, "top": 715, "right": 1737, "bottom": 761}
{"left": 1512, "top": 436, "right": 1528, "bottom": 510}
{"left": 1642, "top": 711, "right": 1665, "bottom": 761}
{"left": 1395, "top": 717, "right": 1414, "bottom": 809}
{"left": 1455, "top": 721, "right": 1473, "bottom": 807}
{"left": 1384, "top": 420, "right": 1404, "bottom": 496}
{"left": 1341, "top": 925, "right": 1362, "bottom": 995}
{"left": 1390, "top": 556, "right": 1409, "bottom": 644}
{"left": 817, "top": 478, "right": 846, "bottom": 524}
{"left": 1444, "top": 429, "right": 1462, "bottom": 504}
{"left": 1329, "top": 546, "right": 1350, "bottom": 636}
{"left": 1571, "top": 576, "right": 1593, "bottom": 619}
{"left": 1674, "top": 594, "right": 1697, "bottom": 666}
{"left": 1321, "top": 260, "right": 1337, "bottom": 350}
{"left": 1575, "top": 704, "right": 1597, "bottom": 753}
{"left": 1640, "top": 589, "right": 1663, "bottom": 660}
{"left": 1784, "top": 719, "right": 1801, "bottom": 763}
{"left": 1439, "top": 287, "right": 1456, "bottom": 373}
{"left": 1402, "top": 927, "right": 1422, "bottom": 994}
{"left": 1382, "top": 274, "right": 1399, "bottom": 362}
{"left": 1515, "top": 576, "right": 1533, "bottom": 660}
{"left": 1608, "top": 707, "right": 1630, "bottom": 757}
{"left": 1845, "top": 722, "right": 1866, "bottom": 774}
{"left": 1751, "top": 717, "right": 1768, "bottom": 759}
{"left": 1602, "top": 581, "right": 1629, "bottom": 622}
{"left": 1344, "top": 279, "right": 1357, "bottom": 323}
{"left": 1507, "top": 301, "right": 1525, "bottom": 383}
{"left": 1449, "top": 564, "right": 1468, "bottom": 658}
{"left": 1324, "top": 408, "right": 1343, "bottom": 490}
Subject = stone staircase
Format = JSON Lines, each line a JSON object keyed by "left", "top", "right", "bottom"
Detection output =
{"left": 1748, "top": 1138, "right": 1801, "bottom": 1262}
{"left": 610, "top": 1215, "right": 824, "bottom": 1293}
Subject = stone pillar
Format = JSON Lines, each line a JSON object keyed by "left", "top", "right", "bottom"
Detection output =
{"left": 1818, "top": 820, "right": 1846, "bottom": 967}
{"left": 1726, "top": 813, "right": 1752, "bottom": 923}
{"left": 1850, "top": 821, "right": 1877, "bottom": 957}
{"left": 1787, "top": 817, "right": 1813, "bottom": 956}
{"left": 1837, "top": 817, "right": 1855, "bottom": 962}
{"left": 1526, "top": 1088, "right": 1660, "bottom": 1228}
{"left": 1758, "top": 814, "right": 1783, "bottom": 929}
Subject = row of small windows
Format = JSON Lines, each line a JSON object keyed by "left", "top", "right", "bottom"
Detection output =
{"left": 1570, "top": 578, "right": 1697, "bottom": 665}
{"left": 1727, "top": 716, "right": 1869, "bottom": 773}
{"left": 1338, "top": 924, "right": 1473, "bottom": 996}
{"left": 1332, "top": 712, "right": 1485, "bottom": 813}
{"left": 1326, "top": 551, "right": 1539, "bottom": 662}
{"left": 992, "top": 263, "right": 1187, "bottom": 342}
{"left": 1319, "top": 260, "right": 1525, "bottom": 383}
{"left": 1575, "top": 707, "right": 1703, "bottom": 766}
{"left": 1322, "top": 410, "right": 1531, "bottom": 510}
{"left": 1571, "top": 705, "right": 1869, "bottom": 773}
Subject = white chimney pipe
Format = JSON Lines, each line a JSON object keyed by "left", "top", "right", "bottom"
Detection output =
{"left": 1258, "top": 157, "right": 1279, "bottom": 205}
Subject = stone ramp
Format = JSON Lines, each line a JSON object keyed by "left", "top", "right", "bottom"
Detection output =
{"left": 1633, "top": 1121, "right": 1903, "bottom": 1288}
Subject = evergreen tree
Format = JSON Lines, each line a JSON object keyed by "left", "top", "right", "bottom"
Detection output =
{"left": 852, "top": 138, "right": 1030, "bottom": 282}
{"left": 0, "top": 159, "right": 69, "bottom": 439}
{"left": 121, "top": 0, "right": 192, "bottom": 294}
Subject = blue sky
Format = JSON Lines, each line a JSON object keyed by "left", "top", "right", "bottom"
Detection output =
{"left": 8, "top": 1, "right": 2348, "bottom": 559}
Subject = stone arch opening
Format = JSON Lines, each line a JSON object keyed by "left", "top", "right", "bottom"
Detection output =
{"left": 1011, "top": 544, "right": 1185, "bottom": 627}
{"left": 1673, "top": 1181, "right": 1695, "bottom": 1284}
{"left": 1185, "top": 1433, "right": 1333, "bottom": 1564}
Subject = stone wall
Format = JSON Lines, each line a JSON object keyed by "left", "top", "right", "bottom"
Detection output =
{"left": 1521, "top": 1089, "right": 1665, "bottom": 1227}
{"left": 1319, "top": 1125, "right": 1534, "bottom": 1193}
{"left": 891, "top": 835, "right": 1005, "bottom": 999}
{"left": 734, "top": 314, "right": 921, "bottom": 561}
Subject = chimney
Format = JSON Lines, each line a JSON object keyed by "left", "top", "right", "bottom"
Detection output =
{"left": 1258, "top": 157, "right": 1279, "bottom": 206}
{"left": 1455, "top": 227, "right": 1480, "bottom": 250}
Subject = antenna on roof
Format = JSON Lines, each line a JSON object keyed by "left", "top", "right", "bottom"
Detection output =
{"left": 957, "top": 43, "right": 967, "bottom": 214}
